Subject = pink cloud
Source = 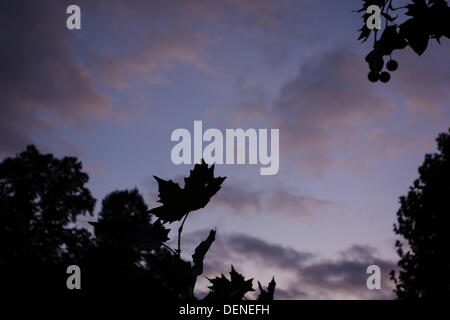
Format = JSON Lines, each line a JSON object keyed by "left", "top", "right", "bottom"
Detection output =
{"left": 89, "top": 31, "right": 212, "bottom": 88}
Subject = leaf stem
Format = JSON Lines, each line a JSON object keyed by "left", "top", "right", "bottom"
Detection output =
{"left": 177, "top": 212, "right": 190, "bottom": 258}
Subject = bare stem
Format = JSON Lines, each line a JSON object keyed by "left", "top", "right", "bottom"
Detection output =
{"left": 373, "top": 29, "right": 378, "bottom": 47}
{"left": 177, "top": 212, "right": 190, "bottom": 258}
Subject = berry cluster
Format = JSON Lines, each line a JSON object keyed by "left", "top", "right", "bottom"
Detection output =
{"left": 366, "top": 56, "right": 398, "bottom": 83}
{"left": 364, "top": 24, "right": 407, "bottom": 83}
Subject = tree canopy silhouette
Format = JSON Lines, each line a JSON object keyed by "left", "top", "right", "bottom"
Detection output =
{"left": 0, "top": 145, "right": 275, "bottom": 300}
{"left": 0, "top": 145, "right": 95, "bottom": 293}
{"left": 356, "top": 0, "right": 450, "bottom": 82}
{"left": 391, "top": 128, "right": 450, "bottom": 299}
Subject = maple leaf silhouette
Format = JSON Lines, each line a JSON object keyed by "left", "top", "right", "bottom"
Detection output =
{"left": 204, "top": 266, "right": 254, "bottom": 301}
{"left": 257, "top": 277, "right": 276, "bottom": 301}
{"left": 149, "top": 160, "right": 226, "bottom": 223}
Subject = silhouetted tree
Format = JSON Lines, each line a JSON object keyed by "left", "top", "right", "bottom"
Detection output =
{"left": 85, "top": 189, "right": 157, "bottom": 295}
{"left": 0, "top": 145, "right": 95, "bottom": 293}
{"left": 391, "top": 128, "right": 450, "bottom": 298}
{"left": 356, "top": 0, "right": 449, "bottom": 82}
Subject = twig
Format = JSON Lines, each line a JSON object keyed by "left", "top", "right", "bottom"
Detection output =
{"left": 177, "top": 212, "right": 190, "bottom": 258}
{"left": 384, "top": 0, "right": 393, "bottom": 28}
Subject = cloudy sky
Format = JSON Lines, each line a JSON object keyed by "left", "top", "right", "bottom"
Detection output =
{"left": 1, "top": 0, "right": 449, "bottom": 299}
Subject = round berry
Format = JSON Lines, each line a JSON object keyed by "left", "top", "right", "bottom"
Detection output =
{"left": 375, "top": 58, "right": 384, "bottom": 70}
{"left": 379, "top": 72, "right": 391, "bottom": 83}
{"left": 369, "top": 58, "right": 384, "bottom": 72}
{"left": 386, "top": 60, "right": 398, "bottom": 71}
{"left": 368, "top": 71, "right": 379, "bottom": 82}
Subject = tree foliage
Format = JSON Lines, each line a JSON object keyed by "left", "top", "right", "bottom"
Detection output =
{"left": 391, "top": 128, "right": 450, "bottom": 299}
{"left": 357, "top": 0, "right": 450, "bottom": 82}
{"left": 0, "top": 145, "right": 95, "bottom": 293}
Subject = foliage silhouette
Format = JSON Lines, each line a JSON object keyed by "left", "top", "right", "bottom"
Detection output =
{"left": 390, "top": 128, "right": 450, "bottom": 299}
{"left": 150, "top": 160, "right": 226, "bottom": 223}
{"left": 356, "top": 0, "right": 450, "bottom": 82}
{"left": 0, "top": 145, "right": 95, "bottom": 294}
{"left": 0, "top": 146, "right": 275, "bottom": 300}
{"left": 145, "top": 161, "right": 275, "bottom": 300}
{"left": 150, "top": 160, "right": 226, "bottom": 255}
{"left": 204, "top": 266, "right": 255, "bottom": 301}
{"left": 90, "top": 189, "right": 170, "bottom": 253}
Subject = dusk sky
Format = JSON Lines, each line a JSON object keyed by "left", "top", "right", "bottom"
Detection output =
{"left": 1, "top": 0, "right": 449, "bottom": 299}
